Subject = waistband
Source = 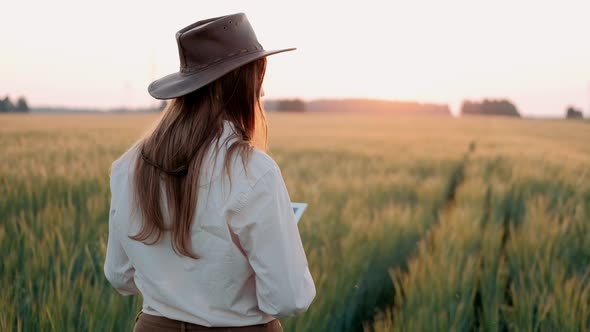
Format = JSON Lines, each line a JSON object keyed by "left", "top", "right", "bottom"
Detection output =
{"left": 135, "top": 311, "right": 281, "bottom": 331}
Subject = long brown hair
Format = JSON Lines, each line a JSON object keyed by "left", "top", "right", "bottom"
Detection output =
{"left": 131, "top": 58, "right": 267, "bottom": 258}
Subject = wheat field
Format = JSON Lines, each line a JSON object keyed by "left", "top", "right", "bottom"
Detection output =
{"left": 1, "top": 113, "right": 589, "bottom": 331}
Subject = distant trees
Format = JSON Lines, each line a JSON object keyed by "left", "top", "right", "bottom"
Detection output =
{"left": 461, "top": 99, "right": 520, "bottom": 117}
{"left": 264, "top": 98, "right": 451, "bottom": 115}
{"left": 565, "top": 106, "right": 583, "bottom": 119}
{"left": 264, "top": 98, "right": 306, "bottom": 112}
{"left": 305, "top": 99, "right": 451, "bottom": 115}
{"left": 16, "top": 97, "right": 29, "bottom": 112}
{"left": 0, "top": 96, "right": 30, "bottom": 112}
{"left": 277, "top": 99, "right": 306, "bottom": 112}
{"left": 0, "top": 97, "right": 14, "bottom": 112}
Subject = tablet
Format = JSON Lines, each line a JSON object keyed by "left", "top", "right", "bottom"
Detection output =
{"left": 291, "top": 202, "right": 307, "bottom": 224}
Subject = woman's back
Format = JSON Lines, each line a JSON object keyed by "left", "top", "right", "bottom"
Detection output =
{"left": 105, "top": 120, "right": 315, "bottom": 327}
{"left": 104, "top": 13, "right": 314, "bottom": 330}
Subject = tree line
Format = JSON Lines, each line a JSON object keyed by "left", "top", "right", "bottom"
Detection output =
{"left": 565, "top": 106, "right": 583, "bottom": 119}
{"left": 263, "top": 99, "right": 306, "bottom": 112}
{"left": 461, "top": 99, "right": 520, "bottom": 117}
{"left": 0, "top": 96, "right": 30, "bottom": 112}
{"left": 460, "top": 99, "right": 584, "bottom": 119}
{"left": 2, "top": 95, "right": 583, "bottom": 119}
{"left": 264, "top": 98, "right": 450, "bottom": 115}
{"left": 266, "top": 98, "right": 585, "bottom": 119}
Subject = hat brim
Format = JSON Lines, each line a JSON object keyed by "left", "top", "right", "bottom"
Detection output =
{"left": 148, "top": 48, "right": 296, "bottom": 100}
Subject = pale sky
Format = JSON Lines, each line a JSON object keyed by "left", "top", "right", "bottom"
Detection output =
{"left": 1, "top": 0, "right": 589, "bottom": 117}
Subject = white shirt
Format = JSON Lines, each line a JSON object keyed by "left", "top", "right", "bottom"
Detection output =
{"left": 104, "top": 120, "right": 316, "bottom": 327}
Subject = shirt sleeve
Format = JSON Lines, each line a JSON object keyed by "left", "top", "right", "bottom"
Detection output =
{"left": 103, "top": 165, "right": 140, "bottom": 296}
{"left": 228, "top": 165, "right": 316, "bottom": 317}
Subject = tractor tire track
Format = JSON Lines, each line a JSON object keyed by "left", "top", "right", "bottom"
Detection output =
{"left": 338, "top": 142, "right": 476, "bottom": 332}
{"left": 471, "top": 164, "right": 525, "bottom": 331}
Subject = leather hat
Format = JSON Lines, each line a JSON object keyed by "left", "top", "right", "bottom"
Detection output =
{"left": 148, "top": 13, "right": 295, "bottom": 100}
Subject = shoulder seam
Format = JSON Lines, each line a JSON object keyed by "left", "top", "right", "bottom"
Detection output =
{"left": 234, "top": 165, "right": 278, "bottom": 214}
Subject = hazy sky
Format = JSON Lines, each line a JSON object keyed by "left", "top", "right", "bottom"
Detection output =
{"left": 1, "top": 0, "right": 589, "bottom": 116}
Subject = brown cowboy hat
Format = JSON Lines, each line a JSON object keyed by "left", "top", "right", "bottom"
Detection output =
{"left": 148, "top": 13, "right": 295, "bottom": 100}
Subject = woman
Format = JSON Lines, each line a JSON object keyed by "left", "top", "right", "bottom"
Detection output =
{"left": 104, "top": 13, "right": 316, "bottom": 332}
